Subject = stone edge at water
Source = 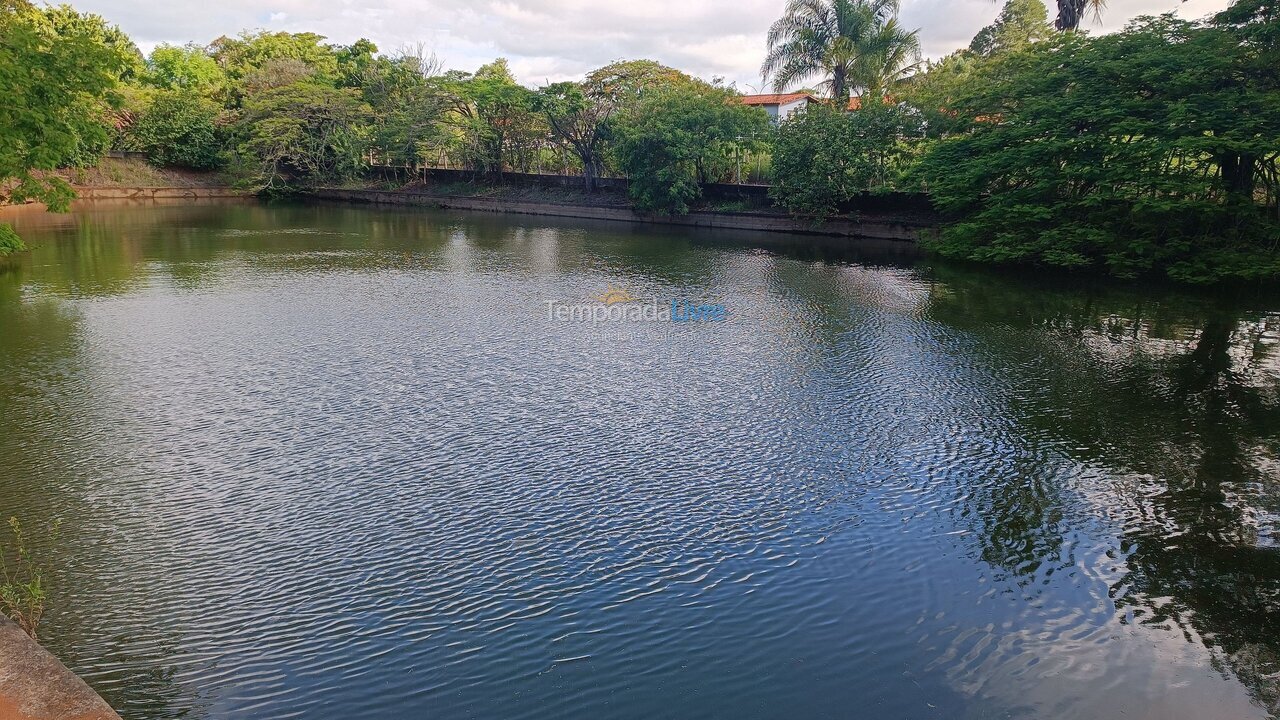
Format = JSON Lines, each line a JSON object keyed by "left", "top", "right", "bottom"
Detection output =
{"left": 0, "top": 618, "right": 120, "bottom": 720}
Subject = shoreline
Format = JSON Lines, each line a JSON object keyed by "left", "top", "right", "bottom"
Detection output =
{"left": 311, "top": 188, "right": 934, "bottom": 243}
{"left": 2, "top": 186, "right": 252, "bottom": 215}
{"left": 71, "top": 187, "right": 253, "bottom": 201}
{"left": 0, "top": 619, "right": 120, "bottom": 720}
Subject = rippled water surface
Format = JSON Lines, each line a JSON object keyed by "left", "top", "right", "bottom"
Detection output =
{"left": 2, "top": 201, "right": 1280, "bottom": 719}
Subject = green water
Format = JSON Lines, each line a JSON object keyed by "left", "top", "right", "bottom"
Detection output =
{"left": 1, "top": 200, "right": 1278, "bottom": 719}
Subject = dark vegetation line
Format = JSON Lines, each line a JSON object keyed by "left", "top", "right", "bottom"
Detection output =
{"left": 0, "top": 0, "right": 1277, "bottom": 283}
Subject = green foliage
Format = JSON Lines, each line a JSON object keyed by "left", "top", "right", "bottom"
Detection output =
{"left": 534, "top": 81, "right": 613, "bottom": 189}
{"left": 771, "top": 102, "right": 922, "bottom": 218}
{"left": 762, "top": 0, "right": 920, "bottom": 101}
{"left": 905, "top": 0, "right": 1051, "bottom": 136}
{"left": 914, "top": 12, "right": 1280, "bottom": 283}
{"left": 235, "top": 81, "right": 371, "bottom": 188}
{"left": 969, "top": 0, "right": 1053, "bottom": 57}
{"left": 0, "top": 0, "right": 131, "bottom": 254}
{"left": 0, "top": 225, "right": 25, "bottom": 256}
{"left": 0, "top": 517, "right": 60, "bottom": 641}
{"left": 354, "top": 46, "right": 447, "bottom": 167}
{"left": 335, "top": 38, "right": 379, "bottom": 88}
{"left": 210, "top": 31, "right": 340, "bottom": 86}
{"left": 40, "top": 4, "right": 143, "bottom": 80}
{"left": 145, "top": 43, "right": 225, "bottom": 96}
{"left": 441, "top": 60, "right": 542, "bottom": 174}
{"left": 584, "top": 59, "right": 694, "bottom": 107}
{"left": 612, "top": 85, "right": 771, "bottom": 214}
{"left": 125, "top": 89, "right": 224, "bottom": 169}
{"left": 900, "top": 51, "right": 983, "bottom": 136}
{"left": 534, "top": 59, "right": 700, "bottom": 188}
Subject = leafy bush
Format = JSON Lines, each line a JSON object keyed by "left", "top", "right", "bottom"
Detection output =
{"left": 0, "top": 517, "right": 60, "bottom": 640}
{"left": 125, "top": 89, "right": 224, "bottom": 169}
{"left": 0, "top": 225, "right": 26, "bottom": 256}
{"left": 914, "top": 14, "right": 1280, "bottom": 283}
{"left": 144, "top": 43, "right": 226, "bottom": 94}
{"left": 771, "top": 102, "right": 923, "bottom": 219}
{"left": 1, "top": 1, "right": 129, "bottom": 207}
{"left": 611, "top": 84, "right": 770, "bottom": 214}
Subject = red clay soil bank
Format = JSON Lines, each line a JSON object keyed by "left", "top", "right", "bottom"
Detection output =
{"left": 0, "top": 619, "right": 120, "bottom": 720}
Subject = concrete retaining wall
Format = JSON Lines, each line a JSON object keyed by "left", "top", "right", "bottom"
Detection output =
{"left": 0, "top": 619, "right": 120, "bottom": 720}
{"left": 365, "top": 167, "right": 935, "bottom": 216}
{"left": 368, "top": 167, "right": 632, "bottom": 193}
{"left": 314, "top": 189, "right": 932, "bottom": 242}
{"left": 71, "top": 187, "right": 253, "bottom": 201}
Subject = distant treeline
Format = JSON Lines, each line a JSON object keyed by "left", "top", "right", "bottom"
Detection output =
{"left": 1, "top": 0, "right": 1277, "bottom": 282}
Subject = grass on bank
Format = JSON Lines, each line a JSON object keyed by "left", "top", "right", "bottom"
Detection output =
{"left": 0, "top": 517, "right": 60, "bottom": 641}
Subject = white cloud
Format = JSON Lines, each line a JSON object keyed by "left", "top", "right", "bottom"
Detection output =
{"left": 73, "top": 0, "right": 1233, "bottom": 88}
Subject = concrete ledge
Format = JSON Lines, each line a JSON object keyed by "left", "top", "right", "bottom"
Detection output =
{"left": 72, "top": 187, "right": 252, "bottom": 200}
{"left": 312, "top": 189, "right": 931, "bottom": 242}
{"left": 0, "top": 619, "right": 120, "bottom": 720}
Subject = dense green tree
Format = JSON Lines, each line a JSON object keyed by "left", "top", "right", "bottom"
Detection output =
{"left": 771, "top": 102, "right": 922, "bottom": 218}
{"left": 145, "top": 43, "right": 226, "bottom": 96}
{"left": 914, "top": 13, "right": 1280, "bottom": 282}
{"left": 209, "top": 31, "right": 339, "bottom": 84}
{"left": 124, "top": 89, "right": 223, "bottom": 169}
{"left": 335, "top": 38, "right": 379, "bottom": 89}
{"left": 762, "top": 0, "right": 920, "bottom": 102}
{"left": 442, "top": 60, "right": 541, "bottom": 176}
{"left": 40, "top": 4, "right": 143, "bottom": 80}
{"left": 240, "top": 57, "right": 320, "bottom": 97}
{"left": 533, "top": 82, "right": 613, "bottom": 191}
{"left": 364, "top": 48, "right": 449, "bottom": 168}
{"left": 900, "top": 51, "right": 983, "bottom": 135}
{"left": 969, "top": 0, "right": 1053, "bottom": 56}
{"left": 235, "top": 81, "right": 371, "bottom": 189}
{"left": 358, "top": 45, "right": 440, "bottom": 109}
{"left": 0, "top": 0, "right": 131, "bottom": 254}
{"left": 527, "top": 60, "right": 699, "bottom": 191}
{"left": 612, "top": 85, "right": 770, "bottom": 214}
{"left": 584, "top": 59, "right": 693, "bottom": 108}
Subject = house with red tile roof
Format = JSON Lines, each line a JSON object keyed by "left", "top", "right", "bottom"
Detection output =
{"left": 738, "top": 92, "right": 817, "bottom": 122}
{"left": 739, "top": 93, "right": 875, "bottom": 122}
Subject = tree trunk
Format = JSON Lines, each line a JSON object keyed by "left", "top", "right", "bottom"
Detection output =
{"left": 1055, "top": 0, "right": 1086, "bottom": 30}
{"left": 1219, "top": 152, "right": 1257, "bottom": 198}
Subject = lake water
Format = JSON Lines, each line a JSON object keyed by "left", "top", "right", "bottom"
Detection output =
{"left": 1, "top": 201, "right": 1278, "bottom": 719}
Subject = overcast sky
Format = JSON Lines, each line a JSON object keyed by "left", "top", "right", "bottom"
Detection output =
{"left": 75, "top": 0, "right": 1231, "bottom": 89}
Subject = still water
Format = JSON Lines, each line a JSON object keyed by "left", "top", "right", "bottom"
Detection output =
{"left": 1, "top": 201, "right": 1279, "bottom": 719}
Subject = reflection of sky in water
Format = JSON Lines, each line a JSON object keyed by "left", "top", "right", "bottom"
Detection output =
{"left": 0, "top": 201, "right": 1277, "bottom": 720}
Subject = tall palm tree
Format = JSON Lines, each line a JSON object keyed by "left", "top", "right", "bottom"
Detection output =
{"left": 761, "top": 0, "right": 921, "bottom": 103}
{"left": 1052, "top": 0, "right": 1106, "bottom": 31}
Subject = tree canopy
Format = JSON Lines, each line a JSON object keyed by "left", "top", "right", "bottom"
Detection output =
{"left": 612, "top": 83, "right": 770, "bottom": 214}
{"left": 762, "top": 0, "right": 920, "bottom": 101}
{"left": 771, "top": 102, "right": 921, "bottom": 218}
{"left": 0, "top": 0, "right": 132, "bottom": 252}
{"left": 914, "top": 13, "right": 1280, "bottom": 282}
{"left": 969, "top": 0, "right": 1053, "bottom": 56}
{"left": 145, "top": 43, "right": 227, "bottom": 96}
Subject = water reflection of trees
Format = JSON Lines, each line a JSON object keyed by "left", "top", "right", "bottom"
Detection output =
{"left": 925, "top": 265, "right": 1280, "bottom": 715}
{"left": 0, "top": 263, "right": 202, "bottom": 719}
